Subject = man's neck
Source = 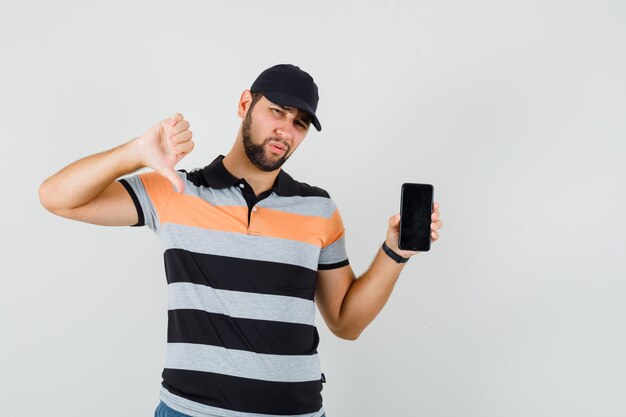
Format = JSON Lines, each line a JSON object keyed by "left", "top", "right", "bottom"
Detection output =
{"left": 222, "top": 144, "right": 280, "bottom": 197}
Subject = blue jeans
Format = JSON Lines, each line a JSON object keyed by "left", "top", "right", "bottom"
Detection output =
{"left": 155, "top": 402, "right": 191, "bottom": 417}
{"left": 155, "top": 401, "right": 326, "bottom": 417}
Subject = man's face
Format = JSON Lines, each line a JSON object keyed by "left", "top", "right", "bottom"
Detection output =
{"left": 241, "top": 95, "right": 312, "bottom": 172}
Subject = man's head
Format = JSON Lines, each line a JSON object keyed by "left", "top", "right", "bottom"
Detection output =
{"left": 236, "top": 64, "right": 321, "bottom": 172}
{"left": 250, "top": 64, "right": 321, "bottom": 132}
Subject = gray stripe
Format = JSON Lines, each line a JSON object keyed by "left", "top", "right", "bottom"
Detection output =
{"left": 120, "top": 172, "right": 161, "bottom": 232}
{"left": 160, "top": 387, "right": 326, "bottom": 417}
{"left": 182, "top": 180, "right": 247, "bottom": 207}
{"left": 256, "top": 194, "right": 336, "bottom": 218}
{"left": 165, "top": 343, "right": 322, "bottom": 383}
{"left": 160, "top": 224, "right": 321, "bottom": 271}
{"left": 168, "top": 282, "right": 316, "bottom": 326}
{"left": 319, "top": 234, "right": 348, "bottom": 265}
{"left": 178, "top": 173, "right": 335, "bottom": 220}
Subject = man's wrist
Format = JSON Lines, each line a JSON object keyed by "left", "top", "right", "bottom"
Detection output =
{"left": 121, "top": 136, "right": 148, "bottom": 171}
{"left": 382, "top": 241, "right": 410, "bottom": 263}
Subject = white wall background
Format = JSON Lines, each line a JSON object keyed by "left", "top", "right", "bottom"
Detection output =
{"left": 1, "top": 1, "right": 625, "bottom": 416}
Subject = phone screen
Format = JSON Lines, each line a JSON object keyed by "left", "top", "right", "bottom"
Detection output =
{"left": 399, "top": 183, "right": 433, "bottom": 251}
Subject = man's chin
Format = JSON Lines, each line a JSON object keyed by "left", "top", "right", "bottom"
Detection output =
{"left": 256, "top": 155, "right": 288, "bottom": 172}
{"left": 242, "top": 138, "right": 289, "bottom": 172}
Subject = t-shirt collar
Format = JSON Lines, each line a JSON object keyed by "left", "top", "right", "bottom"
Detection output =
{"left": 201, "top": 155, "right": 299, "bottom": 196}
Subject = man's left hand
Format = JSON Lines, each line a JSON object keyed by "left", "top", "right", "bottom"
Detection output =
{"left": 385, "top": 202, "right": 443, "bottom": 259}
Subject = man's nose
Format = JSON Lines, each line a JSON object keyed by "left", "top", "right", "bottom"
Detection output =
{"left": 275, "top": 121, "right": 294, "bottom": 140}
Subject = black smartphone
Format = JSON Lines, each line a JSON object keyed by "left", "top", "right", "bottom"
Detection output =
{"left": 399, "top": 183, "right": 434, "bottom": 252}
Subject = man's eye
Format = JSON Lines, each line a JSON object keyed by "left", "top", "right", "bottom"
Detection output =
{"left": 271, "top": 108, "right": 282, "bottom": 115}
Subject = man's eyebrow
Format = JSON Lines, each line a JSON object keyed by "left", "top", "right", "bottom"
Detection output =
{"left": 277, "top": 104, "right": 296, "bottom": 112}
{"left": 277, "top": 105, "right": 312, "bottom": 124}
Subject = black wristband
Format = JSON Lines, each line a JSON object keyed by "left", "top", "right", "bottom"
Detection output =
{"left": 382, "top": 241, "right": 410, "bottom": 263}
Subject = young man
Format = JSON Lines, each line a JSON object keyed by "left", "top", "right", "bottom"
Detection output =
{"left": 39, "top": 64, "right": 443, "bottom": 417}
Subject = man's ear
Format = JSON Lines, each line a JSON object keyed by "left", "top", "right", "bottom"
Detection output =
{"left": 237, "top": 89, "right": 253, "bottom": 119}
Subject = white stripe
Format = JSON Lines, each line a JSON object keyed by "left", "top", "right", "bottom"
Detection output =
{"left": 160, "top": 224, "right": 321, "bottom": 271}
{"left": 165, "top": 343, "right": 322, "bottom": 383}
{"left": 181, "top": 179, "right": 247, "bottom": 207}
{"left": 257, "top": 194, "right": 336, "bottom": 218}
{"left": 168, "top": 282, "right": 316, "bottom": 326}
{"left": 319, "top": 234, "right": 348, "bottom": 265}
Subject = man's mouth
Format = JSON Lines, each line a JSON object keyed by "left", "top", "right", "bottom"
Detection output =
{"left": 268, "top": 141, "right": 287, "bottom": 154}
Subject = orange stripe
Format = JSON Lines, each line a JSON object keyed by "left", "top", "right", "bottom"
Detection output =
{"left": 250, "top": 207, "right": 327, "bottom": 246}
{"left": 161, "top": 193, "right": 330, "bottom": 247}
{"left": 163, "top": 193, "right": 249, "bottom": 234}
{"left": 140, "top": 172, "right": 175, "bottom": 220}
{"left": 325, "top": 209, "right": 346, "bottom": 247}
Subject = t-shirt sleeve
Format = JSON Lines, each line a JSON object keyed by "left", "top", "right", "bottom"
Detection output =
{"left": 318, "top": 199, "right": 350, "bottom": 270}
{"left": 118, "top": 171, "right": 176, "bottom": 232}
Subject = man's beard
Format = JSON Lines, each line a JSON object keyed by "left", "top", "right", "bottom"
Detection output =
{"left": 242, "top": 110, "right": 291, "bottom": 172}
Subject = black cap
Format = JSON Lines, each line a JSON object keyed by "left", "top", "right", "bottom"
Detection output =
{"left": 250, "top": 64, "right": 322, "bottom": 131}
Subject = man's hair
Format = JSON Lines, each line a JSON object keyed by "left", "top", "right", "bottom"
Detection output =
{"left": 249, "top": 91, "right": 264, "bottom": 113}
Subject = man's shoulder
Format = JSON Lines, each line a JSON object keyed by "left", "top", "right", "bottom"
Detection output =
{"left": 279, "top": 170, "right": 331, "bottom": 199}
{"left": 292, "top": 179, "right": 331, "bottom": 199}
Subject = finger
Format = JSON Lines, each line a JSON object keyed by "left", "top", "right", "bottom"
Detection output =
{"left": 431, "top": 220, "right": 443, "bottom": 230}
{"left": 175, "top": 140, "right": 195, "bottom": 156}
{"left": 170, "top": 119, "right": 190, "bottom": 137}
{"left": 171, "top": 129, "right": 193, "bottom": 146}
{"left": 431, "top": 212, "right": 438, "bottom": 222}
{"left": 389, "top": 213, "right": 401, "bottom": 226}
{"left": 433, "top": 202, "right": 439, "bottom": 211}
{"left": 431, "top": 230, "right": 439, "bottom": 241}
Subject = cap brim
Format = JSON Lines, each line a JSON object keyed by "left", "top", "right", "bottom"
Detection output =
{"left": 259, "top": 90, "right": 322, "bottom": 132}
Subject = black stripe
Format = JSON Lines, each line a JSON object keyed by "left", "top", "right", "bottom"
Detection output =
{"left": 162, "top": 368, "right": 323, "bottom": 415}
{"left": 167, "top": 309, "right": 319, "bottom": 356}
{"left": 118, "top": 179, "right": 145, "bottom": 227}
{"left": 318, "top": 259, "right": 350, "bottom": 270}
{"left": 193, "top": 155, "right": 332, "bottom": 199}
{"left": 275, "top": 170, "right": 331, "bottom": 198}
{"left": 164, "top": 249, "right": 317, "bottom": 300}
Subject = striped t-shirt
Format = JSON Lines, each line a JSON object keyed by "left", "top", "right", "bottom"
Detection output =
{"left": 119, "top": 155, "right": 349, "bottom": 417}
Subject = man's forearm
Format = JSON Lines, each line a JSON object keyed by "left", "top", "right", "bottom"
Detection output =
{"left": 39, "top": 138, "right": 142, "bottom": 212}
{"left": 337, "top": 245, "right": 410, "bottom": 340}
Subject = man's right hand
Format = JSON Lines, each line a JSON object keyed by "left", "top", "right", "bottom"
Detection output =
{"left": 135, "top": 113, "right": 194, "bottom": 193}
{"left": 40, "top": 112, "right": 195, "bottom": 226}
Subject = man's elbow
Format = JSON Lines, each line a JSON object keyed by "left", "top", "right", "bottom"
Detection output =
{"left": 39, "top": 180, "right": 72, "bottom": 216}
{"left": 38, "top": 180, "right": 57, "bottom": 213}
{"left": 331, "top": 323, "right": 363, "bottom": 341}
{"left": 338, "top": 332, "right": 360, "bottom": 341}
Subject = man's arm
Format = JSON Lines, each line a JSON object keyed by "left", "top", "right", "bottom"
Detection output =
{"left": 39, "top": 113, "right": 193, "bottom": 225}
{"left": 315, "top": 206, "right": 442, "bottom": 340}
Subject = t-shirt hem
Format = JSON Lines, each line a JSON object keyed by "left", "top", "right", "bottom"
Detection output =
{"left": 118, "top": 178, "right": 145, "bottom": 227}
{"left": 318, "top": 259, "right": 349, "bottom": 270}
{"left": 159, "top": 387, "right": 326, "bottom": 417}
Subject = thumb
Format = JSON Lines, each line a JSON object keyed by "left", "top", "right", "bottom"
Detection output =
{"left": 389, "top": 213, "right": 401, "bottom": 227}
{"left": 160, "top": 167, "right": 185, "bottom": 194}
